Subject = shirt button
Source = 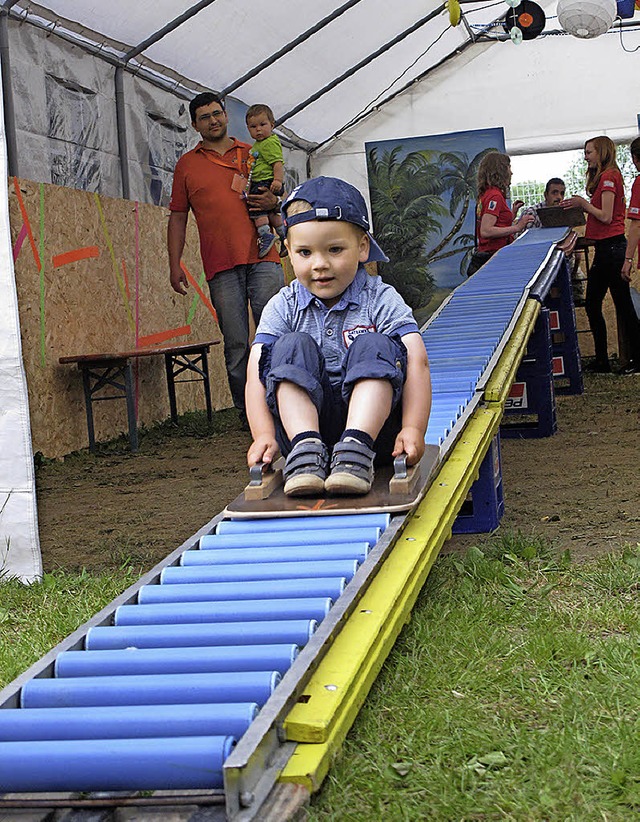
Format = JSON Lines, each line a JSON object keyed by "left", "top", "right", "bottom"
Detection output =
{"left": 326, "top": 328, "right": 334, "bottom": 336}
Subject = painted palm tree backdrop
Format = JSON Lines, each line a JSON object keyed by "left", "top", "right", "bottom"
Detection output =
{"left": 366, "top": 128, "right": 505, "bottom": 323}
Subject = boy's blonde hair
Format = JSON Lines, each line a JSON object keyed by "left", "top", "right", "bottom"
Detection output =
{"left": 285, "top": 199, "right": 312, "bottom": 217}
{"left": 245, "top": 104, "right": 275, "bottom": 125}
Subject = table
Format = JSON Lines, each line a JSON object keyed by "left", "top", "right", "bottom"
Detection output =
{"left": 59, "top": 340, "right": 220, "bottom": 452}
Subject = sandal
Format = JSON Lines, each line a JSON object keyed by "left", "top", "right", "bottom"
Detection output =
{"left": 283, "top": 438, "right": 329, "bottom": 497}
{"left": 325, "top": 439, "right": 375, "bottom": 496}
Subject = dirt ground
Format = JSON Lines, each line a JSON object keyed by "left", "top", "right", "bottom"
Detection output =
{"left": 35, "top": 372, "right": 639, "bottom": 575}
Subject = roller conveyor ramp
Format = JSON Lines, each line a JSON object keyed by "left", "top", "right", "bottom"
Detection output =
{"left": 0, "top": 229, "right": 571, "bottom": 820}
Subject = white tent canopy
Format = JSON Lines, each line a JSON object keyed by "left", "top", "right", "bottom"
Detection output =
{"left": 1, "top": 0, "right": 639, "bottom": 580}
{"left": 9, "top": 0, "right": 639, "bottom": 148}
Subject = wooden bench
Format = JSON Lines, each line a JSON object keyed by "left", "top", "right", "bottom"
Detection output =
{"left": 59, "top": 340, "right": 220, "bottom": 452}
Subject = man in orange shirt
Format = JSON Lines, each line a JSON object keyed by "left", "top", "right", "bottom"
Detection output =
{"left": 168, "top": 92, "right": 284, "bottom": 420}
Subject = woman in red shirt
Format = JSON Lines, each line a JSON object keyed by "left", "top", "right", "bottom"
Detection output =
{"left": 563, "top": 135, "right": 640, "bottom": 373}
{"left": 467, "top": 152, "right": 533, "bottom": 276}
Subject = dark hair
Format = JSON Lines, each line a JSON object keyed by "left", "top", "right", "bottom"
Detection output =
{"left": 545, "top": 177, "right": 565, "bottom": 193}
{"left": 631, "top": 136, "right": 640, "bottom": 162}
{"left": 189, "top": 92, "right": 225, "bottom": 123}
{"left": 477, "top": 152, "right": 511, "bottom": 196}
{"left": 245, "top": 104, "right": 275, "bottom": 125}
{"left": 584, "top": 136, "right": 620, "bottom": 196}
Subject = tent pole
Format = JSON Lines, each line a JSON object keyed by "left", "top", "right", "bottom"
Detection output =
{"left": 114, "top": 66, "right": 130, "bottom": 200}
{"left": 276, "top": 4, "right": 445, "bottom": 127}
{"left": 123, "top": 0, "right": 219, "bottom": 61}
{"left": 0, "top": 10, "right": 18, "bottom": 176}
{"left": 221, "top": 0, "right": 364, "bottom": 97}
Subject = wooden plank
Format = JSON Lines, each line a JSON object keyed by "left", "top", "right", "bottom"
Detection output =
{"left": 59, "top": 340, "right": 219, "bottom": 365}
{"left": 225, "top": 445, "right": 441, "bottom": 519}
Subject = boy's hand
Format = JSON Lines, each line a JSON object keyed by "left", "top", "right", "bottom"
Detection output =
{"left": 270, "top": 180, "right": 283, "bottom": 195}
{"left": 247, "top": 434, "right": 280, "bottom": 468}
{"left": 392, "top": 427, "right": 425, "bottom": 466}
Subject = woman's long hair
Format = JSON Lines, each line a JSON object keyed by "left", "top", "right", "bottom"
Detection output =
{"left": 585, "top": 136, "right": 620, "bottom": 195}
{"left": 477, "top": 152, "right": 511, "bottom": 197}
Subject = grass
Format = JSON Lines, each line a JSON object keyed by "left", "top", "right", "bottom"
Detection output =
{"left": 1, "top": 533, "right": 639, "bottom": 819}
{"left": 0, "top": 564, "right": 142, "bottom": 688}
{"left": 307, "top": 533, "right": 640, "bottom": 821}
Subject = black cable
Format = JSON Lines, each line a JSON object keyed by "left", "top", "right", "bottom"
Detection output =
{"left": 616, "top": 15, "right": 640, "bottom": 51}
{"left": 336, "top": 23, "right": 453, "bottom": 139}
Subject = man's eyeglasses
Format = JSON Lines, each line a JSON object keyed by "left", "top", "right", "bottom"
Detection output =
{"left": 197, "top": 110, "right": 225, "bottom": 123}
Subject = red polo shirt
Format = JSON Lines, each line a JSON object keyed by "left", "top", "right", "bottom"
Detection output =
{"left": 585, "top": 168, "right": 626, "bottom": 241}
{"left": 169, "top": 138, "right": 279, "bottom": 279}
{"left": 477, "top": 187, "right": 513, "bottom": 253}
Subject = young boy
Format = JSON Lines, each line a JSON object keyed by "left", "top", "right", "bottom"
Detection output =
{"left": 245, "top": 104, "right": 286, "bottom": 258}
{"left": 246, "top": 176, "right": 432, "bottom": 497}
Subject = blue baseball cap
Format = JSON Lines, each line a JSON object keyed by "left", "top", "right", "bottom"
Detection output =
{"left": 281, "top": 176, "right": 389, "bottom": 264}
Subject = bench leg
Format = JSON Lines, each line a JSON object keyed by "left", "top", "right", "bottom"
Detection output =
{"left": 81, "top": 367, "right": 97, "bottom": 453}
{"left": 165, "top": 353, "right": 179, "bottom": 423}
{"left": 124, "top": 361, "right": 138, "bottom": 452}
{"left": 201, "top": 349, "right": 213, "bottom": 422}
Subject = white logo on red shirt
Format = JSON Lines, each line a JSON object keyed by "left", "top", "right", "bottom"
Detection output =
{"left": 630, "top": 207, "right": 640, "bottom": 215}
{"left": 343, "top": 324, "right": 375, "bottom": 347}
{"left": 488, "top": 200, "right": 497, "bottom": 211}
{"left": 603, "top": 180, "right": 615, "bottom": 188}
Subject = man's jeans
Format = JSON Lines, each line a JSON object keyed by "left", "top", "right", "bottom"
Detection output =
{"left": 208, "top": 262, "right": 283, "bottom": 411}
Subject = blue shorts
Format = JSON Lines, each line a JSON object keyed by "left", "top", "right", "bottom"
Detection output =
{"left": 258, "top": 331, "right": 407, "bottom": 462}
{"left": 248, "top": 179, "right": 278, "bottom": 217}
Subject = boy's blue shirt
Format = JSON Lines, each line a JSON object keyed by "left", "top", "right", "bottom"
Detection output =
{"left": 254, "top": 265, "right": 419, "bottom": 382}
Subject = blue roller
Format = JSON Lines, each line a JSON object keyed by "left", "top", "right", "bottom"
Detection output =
{"left": 137, "top": 577, "right": 345, "bottom": 604}
{"left": 425, "top": 342, "right": 495, "bottom": 355}
{"left": 199, "top": 528, "right": 380, "bottom": 549}
{"left": 0, "top": 703, "right": 257, "bottom": 741}
{"left": 215, "top": 513, "right": 389, "bottom": 534}
{"left": 0, "top": 735, "right": 234, "bottom": 791}
{"left": 160, "top": 559, "right": 359, "bottom": 585}
{"left": 86, "top": 619, "right": 317, "bottom": 650}
{"left": 56, "top": 644, "right": 298, "bottom": 678}
{"left": 427, "top": 318, "right": 508, "bottom": 331}
{"left": 21, "top": 671, "right": 281, "bottom": 709}
{"left": 430, "top": 378, "right": 477, "bottom": 393}
{"left": 115, "top": 598, "right": 331, "bottom": 626}
{"left": 180, "top": 543, "right": 369, "bottom": 565}
{"left": 427, "top": 355, "right": 489, "bottom": 366}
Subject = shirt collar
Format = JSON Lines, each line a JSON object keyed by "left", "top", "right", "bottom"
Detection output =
{"left": 296, "top": 265, "right": 368, "bottom": 311}
{"left": 195, "top": 137, "right": 240, "bottom": 156}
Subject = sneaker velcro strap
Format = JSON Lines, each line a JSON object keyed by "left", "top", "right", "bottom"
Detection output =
{"left": 284, "top": 439, "right": 329, "bottom": 480}
{"left": 330, "top": 440, "right": 375, "bottom": 479}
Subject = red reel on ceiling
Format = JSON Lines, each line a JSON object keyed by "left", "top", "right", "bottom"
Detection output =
{"left": 501, "top": 1, "right": 546, "bottom": 39}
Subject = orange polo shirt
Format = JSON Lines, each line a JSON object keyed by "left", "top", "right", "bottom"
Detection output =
{"left": 169, "top": 138, "right": 279, "bottom": 278}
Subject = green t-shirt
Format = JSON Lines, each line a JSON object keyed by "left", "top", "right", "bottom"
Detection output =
{"left": 250, "top": 134, "right": 284, "bottom": 182}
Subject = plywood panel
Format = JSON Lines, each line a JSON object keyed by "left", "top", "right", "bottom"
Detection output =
{"left": 10, "top": 179, "right": 229, "bottom": 457}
